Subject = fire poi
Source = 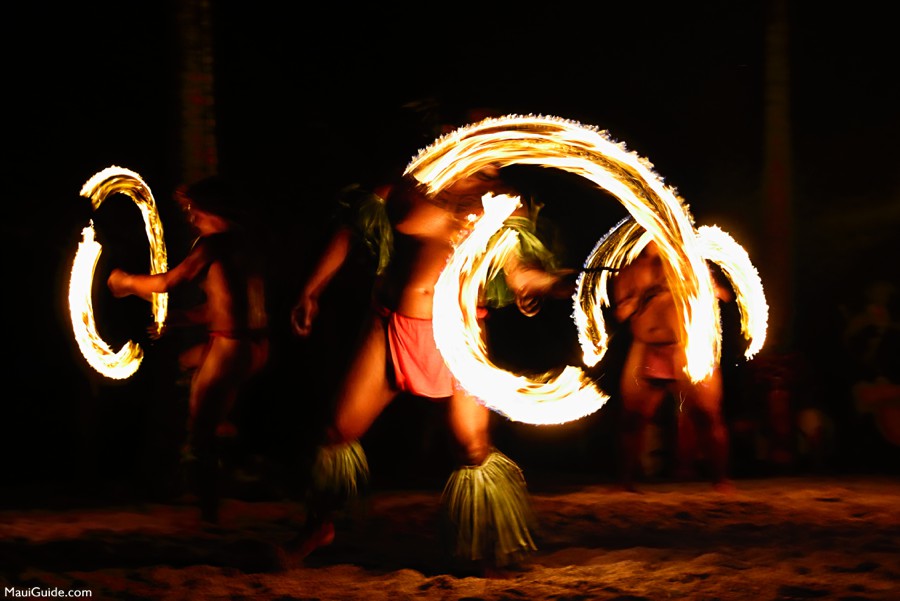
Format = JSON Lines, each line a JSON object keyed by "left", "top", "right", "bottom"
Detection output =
{"left": 410, "top": 114, "right": 767, "bottom": 425}
{"left": 68, "top": 166, "right": 168, "bottom": 380}
{"left": 67, "top": 117, "right": 767, "bottom": 411}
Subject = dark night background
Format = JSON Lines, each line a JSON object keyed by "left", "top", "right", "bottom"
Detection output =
{"left": 4, "top": 1, "right": 898, "bottom": 503}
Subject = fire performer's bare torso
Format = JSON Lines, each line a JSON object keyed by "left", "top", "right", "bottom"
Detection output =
{"left": 611, "top": 240, "right": 734, "bottom": 492}
{"left": 286, "top": 164, "right": 572, "bottom": 569}
{"left": 374, "top": 167, "right": 517, "bottom": 319}
{"left": 107, "top": 176, "right": 270, "bottom": 523}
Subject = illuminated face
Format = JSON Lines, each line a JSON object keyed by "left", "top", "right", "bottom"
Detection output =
{"left": 446, "top": 163, "right": 502, "bottom": 196}
{"left": 185, "top": 204, "right": 228, "bottom": 235}
{"left": 176, "top": 187, "right": 228, "bottom": 235}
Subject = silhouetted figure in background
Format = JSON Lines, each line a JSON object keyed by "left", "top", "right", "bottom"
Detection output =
{"left": 108, "top": 176, "right": 269, "bottom": 523}
{"left": 843, "top": 279, "right": 900, "bottom": 467}
{"left": 610, "top": 240, "right": 735, "bottom": 492}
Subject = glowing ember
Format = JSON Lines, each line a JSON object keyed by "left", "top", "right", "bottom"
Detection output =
{"left": 68, "top": 166, "right": 168, "bottom": 379}
{"left": 411, "top": 114, "right": 767, "bottom": 424}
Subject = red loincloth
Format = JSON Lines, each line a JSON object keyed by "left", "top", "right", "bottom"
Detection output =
{"left": 641, "top": 343, "right": 681, "bottom": 381}
{"left": 386, "top": 311, "right": 456, "bottom": 398}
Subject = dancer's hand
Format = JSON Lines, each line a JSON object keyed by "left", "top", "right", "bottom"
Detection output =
{"left": 291, "top": 293, "right": 319, "bottom": 337}
{"left": 107, "top": 268, "right": 132, "bottom": 298}
{"left": 147, "top": 323, "right": 167, "bottom": 341}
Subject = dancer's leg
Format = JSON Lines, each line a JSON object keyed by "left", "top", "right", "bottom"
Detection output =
{"left": 619, "top": 344, "right": 666, "bottom": 490}
{"left": 677, "top": 368, "right": 733, "bottom": 491}
{"left": 282, "top": 314, "right": 398, "bottom": 563}
{"left": 443, "top": 389, "right": 537, "bottom": 571}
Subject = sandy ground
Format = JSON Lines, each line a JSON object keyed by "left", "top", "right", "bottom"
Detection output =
{"left": 1, "top": 474, "right": 898, "bottom": 601}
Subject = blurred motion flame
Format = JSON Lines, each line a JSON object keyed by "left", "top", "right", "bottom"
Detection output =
{"left": 68, "top": 166, "right": 168, "bottom": 379}
{"left": 410, "top": 115, "right": 766, "bottom": 424}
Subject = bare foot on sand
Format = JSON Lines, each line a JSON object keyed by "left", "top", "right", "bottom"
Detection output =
{"left": 450, "top": 559, "right": 529, "bottom": 579}
{"left": 608, "top": 481, "right": 643, "bottom": 494}
{"left": 482, "top": 566, "right": 516, "bottom": 579}
{"left": 277, "top": 521, "right": 335, "bottom": 570}
{"left": 713, "top": 479, "right": 737, "bottom": 495}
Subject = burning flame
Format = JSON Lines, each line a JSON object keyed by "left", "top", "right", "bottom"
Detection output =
{"left": 576, "top": 219, "right": 768, "bottom": 374}
{"left": 68, "top": 223, "right": 144, "bottom": 379}
{"left": 696, "top": 225, "right": 768, "bottom": 359}
{"left": 68, "top": 166, "right": 168, "bottom": 379}
{"left": 434, "top": 193, "right": 608, "bottom": 424}
{"left": 410, "top": 114, "right": 767, "bottom": 424}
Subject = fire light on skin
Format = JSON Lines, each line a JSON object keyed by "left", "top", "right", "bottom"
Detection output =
{"left": 412, "top": 114, "right": 766, "bottom": 424}
{"left": 434, "top": 193, "right": 608, "bottom": 424}
{"left": 576, "top": 219, "right": 768, "bottom": 374}
{"left": 68, "top": 166, "right": 168, "bottom": 379}
{"left": 575, "top": 217, "right": 649, "bottom": 368}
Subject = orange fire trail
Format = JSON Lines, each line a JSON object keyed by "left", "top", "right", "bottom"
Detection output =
{"left": 411, "top": 115, "right": 767, "bottom": 425}
{"left": 577, "top": 219, "right": 767, "bottom": 371}
{"left": 68, "top": 166, "right": 168, "bottom": 379}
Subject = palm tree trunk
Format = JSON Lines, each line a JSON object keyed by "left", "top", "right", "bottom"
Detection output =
{"left": 762, "top": 0, "right": 793, "bottom": 351}
{"left": 175, "top": 0, "right": 218, "bottom": 183}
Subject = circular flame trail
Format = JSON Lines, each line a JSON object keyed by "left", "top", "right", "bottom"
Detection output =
{"left": 577, "top": 219, "right": 768, "bottom": 369}
{"left": 433, "top": 192, "right": 607, "bottom": 424}
{"left": 409, "top": 114, "right": 767, "bottom": 425}
{"left": 68, "top": 166, "right": 168, "bottom": 379}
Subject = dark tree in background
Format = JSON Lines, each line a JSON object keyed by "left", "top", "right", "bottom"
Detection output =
{"left": 176, "top": 0, "right": 218, "bottom": 182}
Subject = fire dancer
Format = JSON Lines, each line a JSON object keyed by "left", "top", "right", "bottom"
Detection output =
{"left": 107, "top": 175, "right": 269, "bottom": 523}
{"left": 610, "top": 239, "right": 734, "bottom": 492}
{"left": 283, "top": 156, "right": 574, "bottom": 573}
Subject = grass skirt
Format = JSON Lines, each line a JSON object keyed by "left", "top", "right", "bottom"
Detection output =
{"left": 309, "top": 440, "right": 370, "bottom": 512}
{"left": 441, "top": 450, "right": 537, "bottom": 566}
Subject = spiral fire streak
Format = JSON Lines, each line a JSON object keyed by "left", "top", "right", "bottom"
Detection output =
{"left": 576, "top": 219, "right": 768, "bottom": 371}
{"left": 696, "top": 225, "right": 768, "bottom": 359}
{"left": 575, "top": 217, "right": 649, "bottom": 369}
{"left": 68, "top": 166, "right": 168, "bottom": 379}
{"left": 411, "top": 115, "right": 766, "bottom": 424}
{"left": 433, "top": 193, "right": 608, "bottom": 424}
